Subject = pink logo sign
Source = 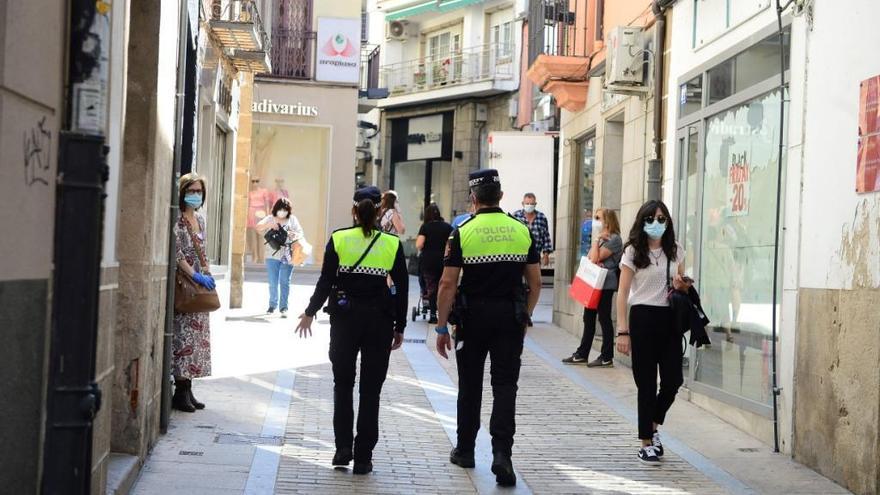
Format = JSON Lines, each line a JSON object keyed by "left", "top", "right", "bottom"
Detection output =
{"left": 321, "top": 33, "right": 356, "bottom": 58}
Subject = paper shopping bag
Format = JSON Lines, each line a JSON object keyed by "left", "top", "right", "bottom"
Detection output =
{"left": 569, "top": 256, "right": 608, "bottom": 310}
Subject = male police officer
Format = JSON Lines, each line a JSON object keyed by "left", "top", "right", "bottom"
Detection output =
{"left": 434, "top": 169, "right": 542, "bottom": 486}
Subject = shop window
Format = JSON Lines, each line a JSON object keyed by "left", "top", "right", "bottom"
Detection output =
{"left": 679, "top": 75, "right": 703, "bottom": 117}
{"left": 572, "top": 134, "right": 596, "bottom": 275}
{"left": 692, "top": 89, "right": 784, "bottom": 406}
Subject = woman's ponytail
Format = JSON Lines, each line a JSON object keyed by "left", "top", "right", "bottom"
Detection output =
{"left": 355, "top": 199, "right": 378, "bottom": 236}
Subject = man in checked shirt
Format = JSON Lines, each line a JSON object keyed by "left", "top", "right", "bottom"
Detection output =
{"left": 512, "top": 192, "right": 553, "bottom": 267}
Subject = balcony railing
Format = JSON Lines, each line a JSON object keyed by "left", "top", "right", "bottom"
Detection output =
{"left": 360, "top": 45, "right": 388, "bottom": 98}
{"left": 528, "top": 0, "right": 591, "bottom": 66}
{"left": 209, "top": 0, "right": 272, "bottom": 72}
{"left": 271, "top": 29, "right": 315, "bottom": 79}
{"left": 380, "top": 43, "right": 515, "bottom": 97}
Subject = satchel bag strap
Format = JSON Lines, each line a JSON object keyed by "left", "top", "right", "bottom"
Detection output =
{"left": 182, "top": 215, "right": 210, "bottom": 275}
{"left": 342, "top": 231, "right": 382, "bottom": 274}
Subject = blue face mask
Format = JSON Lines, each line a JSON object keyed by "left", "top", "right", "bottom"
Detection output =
{"left": 643, "top": 220, "right": 666, "bottom": 240}
{"left": 184, "top": 193, "right": 203, "bottom": 208}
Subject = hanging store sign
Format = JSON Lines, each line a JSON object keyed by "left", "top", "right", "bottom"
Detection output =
{"left": 857, "top": 75, "right": 880, "bottom": 193}
{"left": 315, "top": 17, "right": 361, "bottom": 84}
{"left": 251, "top": 99, "right": 319, "bottom": 117}
{"left": 727, "top": 152, "right": 751, "bottom": 216}
{"left": 407, "top": 114, "right": 444, "bottom": 160}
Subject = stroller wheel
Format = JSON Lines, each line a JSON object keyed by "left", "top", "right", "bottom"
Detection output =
{"left": 411, "top": 307, "right": 418, "bottom": 322}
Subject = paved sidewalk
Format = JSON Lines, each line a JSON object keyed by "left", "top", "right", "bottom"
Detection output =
{"left": 131, "top": 272, "right": 851, "bottom": 495}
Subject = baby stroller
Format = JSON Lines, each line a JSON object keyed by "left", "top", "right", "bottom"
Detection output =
{"left": 410, "top": 256, "right": 433, "bottom": 321}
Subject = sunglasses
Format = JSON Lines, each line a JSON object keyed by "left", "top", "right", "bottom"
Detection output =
{"left": 643, "top": 215, "right": 667, "bottom": 224}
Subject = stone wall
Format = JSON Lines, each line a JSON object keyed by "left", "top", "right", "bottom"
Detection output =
{"left": 794, "top": 288, "right": 880, "bottom": 495}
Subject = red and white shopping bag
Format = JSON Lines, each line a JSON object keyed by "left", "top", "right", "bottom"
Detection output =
{"left": 569, "top": 256, "right": 608, "bottom": 310}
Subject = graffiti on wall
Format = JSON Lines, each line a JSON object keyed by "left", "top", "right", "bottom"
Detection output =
{"left": 24, "top": 116, "right": 52, "bottom": 187}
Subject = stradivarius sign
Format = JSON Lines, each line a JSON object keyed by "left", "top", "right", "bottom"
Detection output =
{"left": 251, "top": 98, "right": 319, "bottom": 117}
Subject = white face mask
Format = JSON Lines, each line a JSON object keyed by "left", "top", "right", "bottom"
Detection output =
{"left": 523, "top": 204, "right": 536, "bottom": 213}
{"left": 593, "top": 220, "right": 603, "bottom": 231}
{"left": 277, "top": 210, "right": 289, "bottom": 218}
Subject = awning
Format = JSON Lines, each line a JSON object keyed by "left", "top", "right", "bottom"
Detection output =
{"left": 385, "top": 0, "right": 486, "bottom": 21}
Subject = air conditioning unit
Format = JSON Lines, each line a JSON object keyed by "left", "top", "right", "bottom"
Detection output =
{"left": 606, "top": 26, "right": 644, "bottom": 86}
{"left": 386, "top": 20, "right": 412, "bottom": 41}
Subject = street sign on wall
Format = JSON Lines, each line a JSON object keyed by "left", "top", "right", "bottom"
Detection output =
{"left": 315, "top": 17, "right": 361, "bottom": 84}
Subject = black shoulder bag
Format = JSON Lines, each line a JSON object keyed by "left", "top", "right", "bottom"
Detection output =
{"left": 325, "top": 232, "right": 382, "bottom": 315}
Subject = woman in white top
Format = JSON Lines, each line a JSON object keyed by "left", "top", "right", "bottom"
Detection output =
{"left": 616, "top": 200, "right": 692, "bottom": 465}
{"left": 256, "top": 197, "right": 304, "bottom": 317}
{"left": 379, "top": 190, "right": 406, "bottom": 235}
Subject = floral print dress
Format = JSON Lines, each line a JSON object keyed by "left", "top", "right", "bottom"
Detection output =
{"left": 173, "top": 214, "right": 212, "bottom": 379}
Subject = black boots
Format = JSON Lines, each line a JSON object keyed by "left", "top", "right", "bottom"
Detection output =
{"left": 449, "top": 447, "right": 476, "bottom": 468}
{"left": 491, "top": 452, "right": 516, "bottom": 487}
{"left": 332, "top": 447, "right": 353, "bottom": 466}
{"left": 172, "top": 379, "right": 204, "bottom": 412}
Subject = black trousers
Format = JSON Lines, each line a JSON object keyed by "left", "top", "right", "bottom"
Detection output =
{"left": 455, "top": 299, "right": 524, "bottom": 456}
{"left": 629, "top": 305, "right": 684, "bottom": 440}
{"left": 328, "top": 307, "right": 394, "bottom": 461}
{"left": 575, "top": 289, "right": 615, "bottom": 361}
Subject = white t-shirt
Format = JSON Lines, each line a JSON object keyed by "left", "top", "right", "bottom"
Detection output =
{"left": 619, "top": 243, "right": 684, "bottom": 307}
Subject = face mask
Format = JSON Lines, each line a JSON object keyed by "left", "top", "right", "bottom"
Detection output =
{"left": 592, "top": 220, "right": 603, "bottom": 231}
{"left": 277, "top": 210, "right": 289, "bottom": 218}
{"left": 394, "top": 200, "right": 400, "bottom": 210}
{"left": 643, "top": 220, "right": 667, "bottom": 240}
{"left": 523, "top": 204, "right": 536, "bottom": 213}
{"left": 184, "top": 193, "right": 202, "bottom": 208}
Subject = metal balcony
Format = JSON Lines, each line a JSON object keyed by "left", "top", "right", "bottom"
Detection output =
{"left": 209, "top": 0, "right": 271, "bottom": 72}
{"left": 379, "top": 42, "right": 514, "bottom": 98}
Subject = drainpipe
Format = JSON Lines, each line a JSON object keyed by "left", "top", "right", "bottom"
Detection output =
{"left": 160, "top": 0, "right": 191, "bottom": 433}
{"left": 646, "top": 0, "right": 673, "bottom": 201}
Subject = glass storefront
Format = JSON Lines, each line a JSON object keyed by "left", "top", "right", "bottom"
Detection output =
{"left": 572, "top": 134, "right": 596, "bottom": 276}
{"left": 694, "top": 90, "right": 783, "bottom": 405}
{"left": 675, "top": 25, "right": 789, "bottom": 411}
{"left": 250, "top": 124, "right": 331, "bottom": 264}
{"left": 391, "top": 160, "right": 453, "bottom": 256}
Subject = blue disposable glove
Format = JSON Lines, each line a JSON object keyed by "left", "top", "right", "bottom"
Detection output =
{"left": 192, "top": 272, "right": 216, "bottom": 290}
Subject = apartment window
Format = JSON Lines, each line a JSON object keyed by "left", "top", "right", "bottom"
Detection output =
{"left": 492, "top": 21, "right": 513, "bottom": 59}
{"left": 693, "top": 0, "right": 771, "bottom": 48}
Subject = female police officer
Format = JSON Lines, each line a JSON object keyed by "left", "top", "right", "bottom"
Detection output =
{"left": 295, "top": 186, "right": 408, "bottom": 475}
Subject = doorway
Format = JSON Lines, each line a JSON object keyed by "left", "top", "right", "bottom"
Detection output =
{"left": 390, "top": 159, "right": 453, "bottom": 255}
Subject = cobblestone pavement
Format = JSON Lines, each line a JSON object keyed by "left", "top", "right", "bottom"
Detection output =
{"left": 275, "top": 352, "right": 477, "bottom": 495}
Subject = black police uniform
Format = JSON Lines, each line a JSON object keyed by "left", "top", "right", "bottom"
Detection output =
{"left": 304, "top": 187, "right": 409, "bottom": 468}
{"left": 444, "top": 172, "right": 540, "bottom": 463}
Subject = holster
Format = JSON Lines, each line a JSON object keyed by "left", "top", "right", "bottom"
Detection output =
{"left": 513, "top": 285, "right": 530, "bottom": 327}
{"left": 451, "top": 292, "right": 469, "bottom": 341}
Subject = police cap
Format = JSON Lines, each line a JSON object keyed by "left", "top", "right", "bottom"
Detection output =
{"left": 468, "top": 169, "right": 500, "bottom": 188}
{"left": 353, "top": 186, "right": 382, "bottom": 204}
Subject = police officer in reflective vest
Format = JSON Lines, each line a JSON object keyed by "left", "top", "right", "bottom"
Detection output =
{"left": 435, "top": 169, "right": 542, "bottom": 486}
{"left": 295, "top": 186, "right": 408, "bottom": 475}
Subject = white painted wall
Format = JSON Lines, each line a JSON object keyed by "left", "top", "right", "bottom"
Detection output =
{"left": 103, "top": 0, "right": 130, "bottom": 265}
{"left": 797, "top": 0, "right": 880, "bottom": 290}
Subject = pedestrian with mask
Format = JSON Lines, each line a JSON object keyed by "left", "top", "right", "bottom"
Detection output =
{"left": 256, "top": 197, "right": 304, "bottom": 317}
{"left": 513, "top": 193, "right": 553, "bottom": 266}
{"left": 563, "top": 208, "right": 623, "bottom": 367}
{"left": 435, "top": 169, "right": 542, "bottom": 487}
{"left": 172, "top": 173, "right": 215, "bottom": 412}
{"left": 616, "top": 200, "right": 691, "bottom": 465}
{"left": 295, "top": 186, "right": 408, "bottom": 475}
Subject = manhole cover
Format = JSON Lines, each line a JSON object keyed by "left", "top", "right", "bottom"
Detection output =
{"left": 179, "top": 450, "right": 204, "bottom": 456}
{"left": 215, "top": 433, "right": 283, "bottom": 446}
{"left": 404, "top": 338, "right": 426, "bottom": 344}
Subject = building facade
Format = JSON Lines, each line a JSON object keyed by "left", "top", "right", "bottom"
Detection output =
{"left": 228, "top": 0, "right": 362, "bottom": 306}
{"left": 364, "top": 0, "right": 526, "bottom": 254}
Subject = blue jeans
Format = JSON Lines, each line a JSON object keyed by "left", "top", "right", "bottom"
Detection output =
{"left": 266, "top": 258, "right": 293, "bottom": 310}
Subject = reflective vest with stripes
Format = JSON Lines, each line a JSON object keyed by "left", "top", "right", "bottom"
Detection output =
{"left": 331, "top": 227, "right": 400, "bottom": 276}
{"left": 458, "top": 212, "right": 532, "bottom": 264}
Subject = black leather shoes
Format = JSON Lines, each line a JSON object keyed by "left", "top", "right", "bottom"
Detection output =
{"left": 352, "top": 461, "right": 373, "bottom": 475}
{"left": 449, "top": 448, "right": 475, "bottom": 468}
{"left": 491, "top": 452, "right": 516, "bottom": 487}
{"left": 332, "top": 448, "right": 353, "bottom": 466}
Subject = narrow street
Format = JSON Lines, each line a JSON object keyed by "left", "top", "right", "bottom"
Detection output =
{"left": 131, "top": 271, "right": 849, "bottom": 495}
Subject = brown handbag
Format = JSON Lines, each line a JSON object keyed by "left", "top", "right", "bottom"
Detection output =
{"left": 174, "top": 217, "right": 221, "bottom": 313}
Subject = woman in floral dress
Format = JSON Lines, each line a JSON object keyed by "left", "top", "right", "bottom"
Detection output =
{"left": 172, "top": 173, "right": 215, "bottom": 412}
